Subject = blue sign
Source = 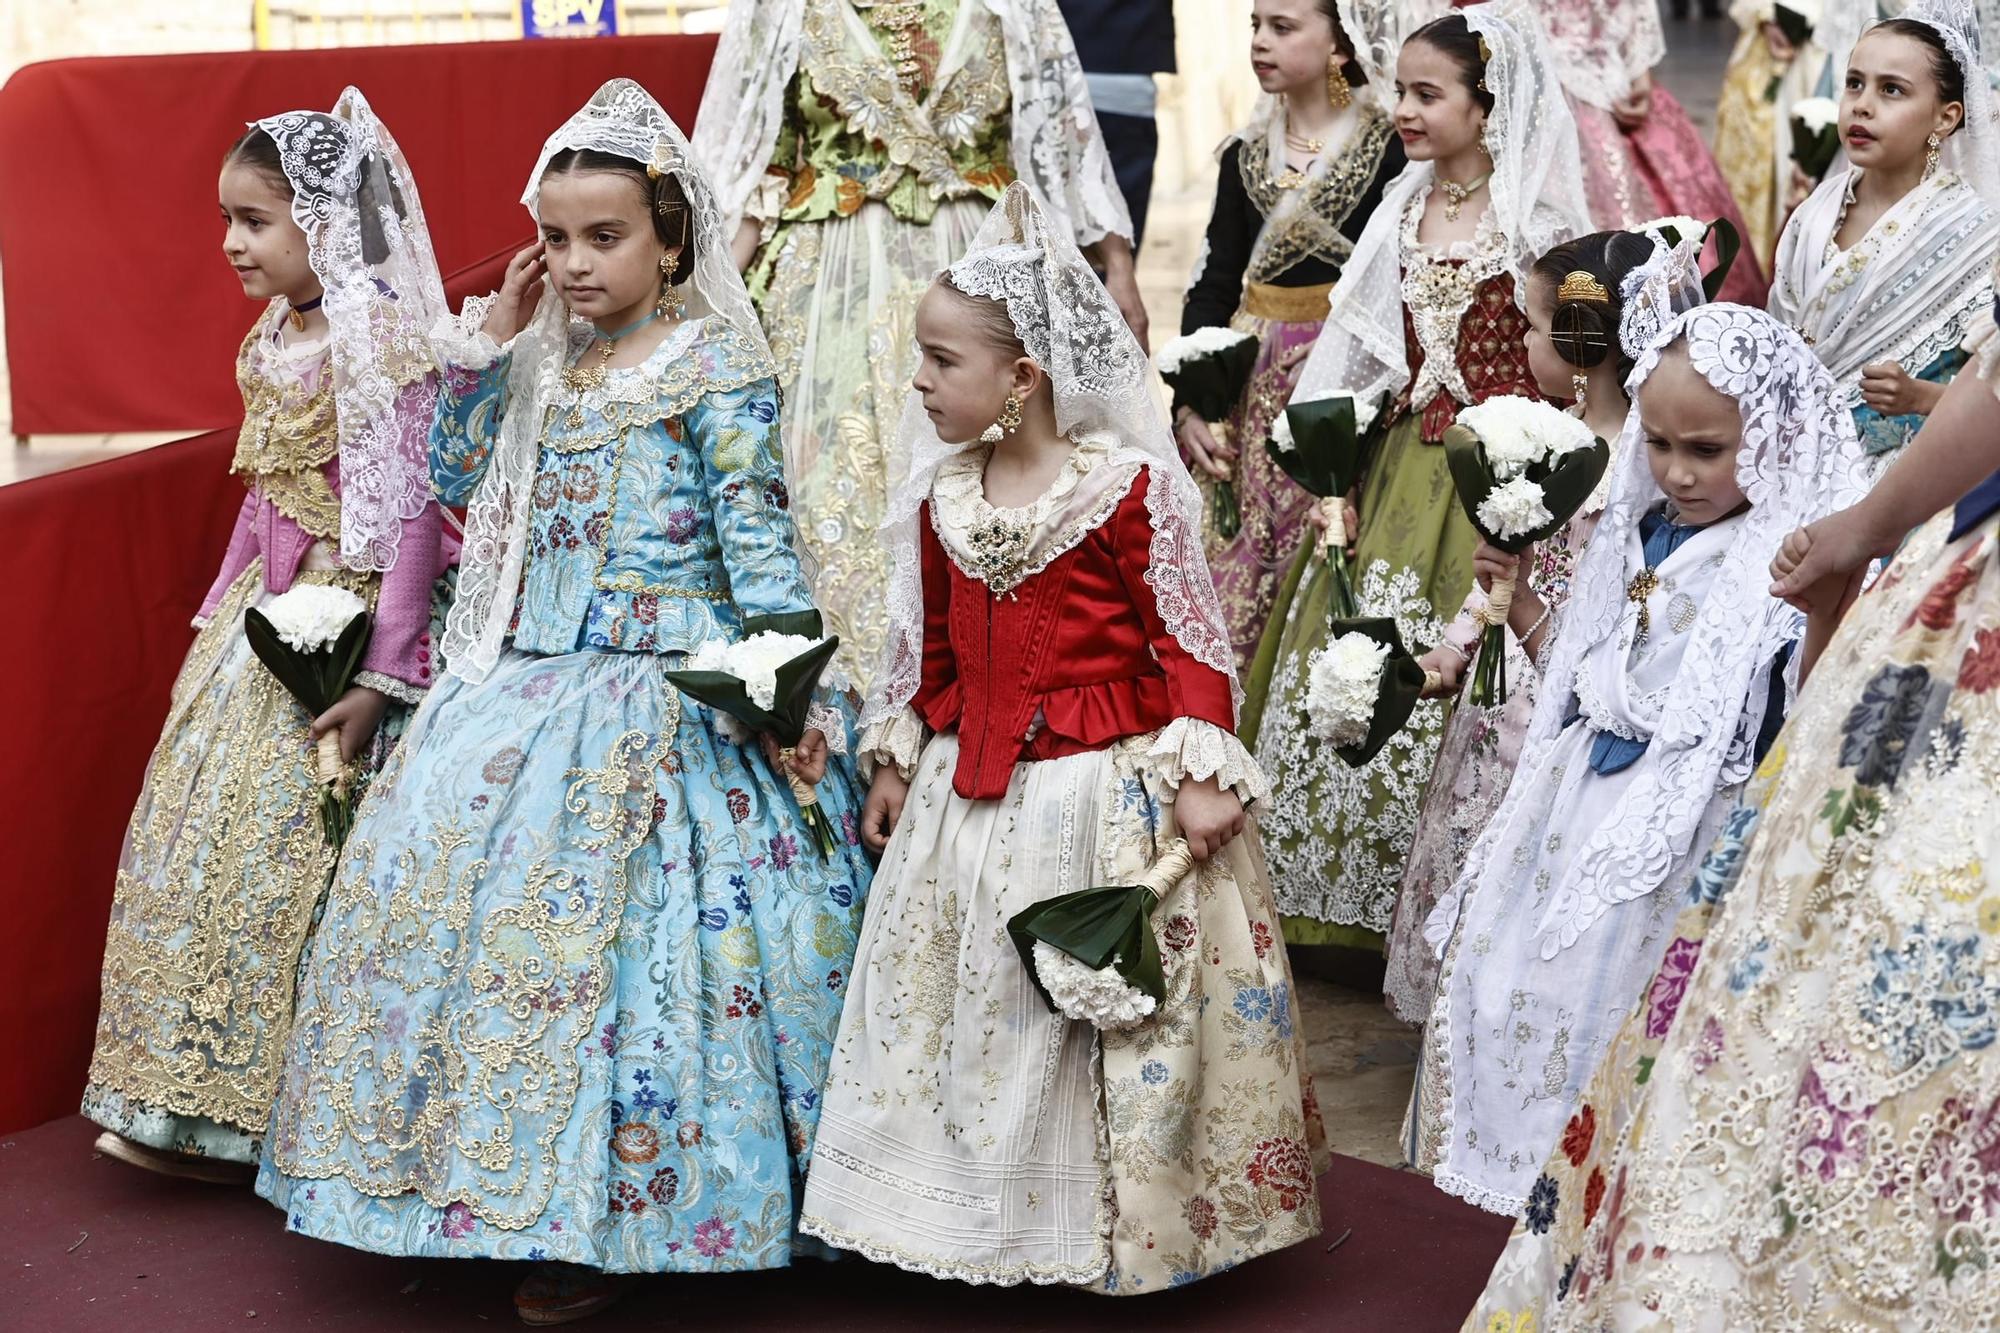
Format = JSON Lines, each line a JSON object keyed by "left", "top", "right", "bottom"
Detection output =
{"left": 522, "top": 0, "right": 618, "bottom": 38}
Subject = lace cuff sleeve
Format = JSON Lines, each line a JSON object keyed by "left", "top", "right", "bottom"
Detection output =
{"left": 1144, "top": 718, "right": 1272, "bottom": 806}
{"left": 858, "top": 706, "right": 927, "bottom": 782}
{"left": 355, "top": 669, "right": 427, "bottom": 707}
{"left": 430, "top": 295, "right": 507, "bottom": 373}
{"left": 805, "top": 699, "right": 849, "bottom": 758}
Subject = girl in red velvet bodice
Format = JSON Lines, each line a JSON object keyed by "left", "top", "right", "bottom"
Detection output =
{"left": 796, "top": 185, "right": 1325, "bottom": 1293}
{"left": 907, "top": 465, "right": 1240, "bottom": 802}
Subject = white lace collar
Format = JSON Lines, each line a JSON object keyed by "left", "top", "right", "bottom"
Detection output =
{"left": 929, "top": 430, "right": 1143, "bottom": 595}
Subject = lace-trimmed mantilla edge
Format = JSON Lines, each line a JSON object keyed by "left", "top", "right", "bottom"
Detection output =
{"left": 1431, "top": 1164, "right": 1528, "bottom": 1219}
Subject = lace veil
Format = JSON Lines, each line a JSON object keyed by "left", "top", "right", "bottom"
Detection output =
{"left": 864, "top": 182, "right": 1236, "bottom": 728}
{"left": 255, "top": 88, "right": 446, "bottom": 573}
{"left": 1618, "top": 229, "right": 1711, "bottom": 363}
{"left": 1335, "top": 0, "right": 1448, "bottom": 109}
{"left": 441, "top": 79, "right": 775, "bottom": 683}
{"left": 1449, "top": 306, "right": 1870, "bottom": 960}
{"left": 1901, "top": 0, "right": 2000, "bottom": 209}
{"left": 1289, "top": 0, "right": 1591, "bottom": 427}
{"left": 692, "top": 0, "right": 1131, "bottom": 247}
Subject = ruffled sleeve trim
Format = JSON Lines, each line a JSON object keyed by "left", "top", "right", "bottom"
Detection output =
{"left": 356, "top": 669, "right": 426, "bottom": 708}
{"left": 430, "top": 295, "right": 506, "bottom": 373}
{"left": 859, "top": 706, "right": 928, "bottom": 782}
{"left": 1143, "top": 717, "right": 1271, "bottom": 806}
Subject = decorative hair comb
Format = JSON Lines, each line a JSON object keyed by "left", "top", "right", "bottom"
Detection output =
{"left": 1558, "top": 271, "right": 1612, "bottom": 305}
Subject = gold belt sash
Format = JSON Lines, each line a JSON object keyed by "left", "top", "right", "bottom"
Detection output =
{"left": 1244, "top": 281, "right": 1335, "bottom": 324}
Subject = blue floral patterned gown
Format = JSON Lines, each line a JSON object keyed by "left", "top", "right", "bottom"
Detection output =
{"left": 257, "top": 316, "right": 871, "bottom": 1273}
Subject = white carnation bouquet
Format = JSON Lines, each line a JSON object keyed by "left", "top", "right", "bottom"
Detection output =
{"left": 1790, "top": 96, "right": 1842, "bottom": 181}
{"left": 1007, "top": 841, "right": 1196, "bottom": 1031}
{"left": 1157, "top": 327, "right": 1260, "bottom": 540}
{"left": 1305, "top": 632, "right": 1389, "bottom": 749}
{"left": 243, "top": 583, "right": 374, "bottom": 843}
{"left": 1443, "top": 396, "right": 1609, "bottom": 705}
{"left": 1298, "top": 616, "right": 1428, "bottom": 767}
{"left": 666, "top": 614, "right": 844, "bottom": 860}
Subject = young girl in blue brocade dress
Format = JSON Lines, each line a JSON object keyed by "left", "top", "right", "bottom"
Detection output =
{"left": 257, "top": 81, "right": 870, "bottom": 1327}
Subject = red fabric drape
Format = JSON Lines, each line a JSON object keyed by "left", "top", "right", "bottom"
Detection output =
{"left": 0, "top": 35, "right": 718, "bottom": 436}
{"left": 0, "top": 180, "right": 599, "bottom": 1136}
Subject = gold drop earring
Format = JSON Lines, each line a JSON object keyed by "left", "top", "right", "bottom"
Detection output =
{"left": 1327, "top": 54, "right": 1351, "bottom": 110}
{"left": 1571, "top": 373, "right": 1589, "bottom": 411}
{"left": 983, "top": 393, "right": 1024, "bottom": 443}
{"left": 654, "top": 193, "right": 691, "bottom": 319}
{"left": 657, "top": 251, "right": 686, "bottom": 319}
{"left": 1926, "top": 132, "right": 1943, "bottom": 177}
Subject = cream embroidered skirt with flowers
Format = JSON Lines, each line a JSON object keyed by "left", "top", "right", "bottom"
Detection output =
{"left": 799, "top": 732, "right": 1327, "bottom": 1292}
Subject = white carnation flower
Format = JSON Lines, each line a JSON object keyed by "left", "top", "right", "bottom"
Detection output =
{"left": 1638, "top": 216, "right": 1707, "bottom": 248}
{"left": 1155, "top": 326, "right": 1255, "bottom": 375}
{"left": 261, "top": 584, "right": 368, "bottom": 653}
{"left": 1792, "top": 97, "right": 1840, "bottom": 134}
{"left": 1477, "top": 475, "right": 1555, "bottom": 541}
{"left": 1032, "top": 941, "right": 1157, "bottom": 1030}
{"left": 687, "top": 631, "right": 826, "bottom": 711}
{"left": 1458, "top": 395, "right": 1595, "bottom": 478}
{"left": 1304, "top": 631, "right": 1390, "bottom": 748}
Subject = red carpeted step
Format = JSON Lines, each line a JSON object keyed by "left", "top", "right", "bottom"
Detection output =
{"left": 2, "top": 1115, "right": 1509, "bottom": 1331}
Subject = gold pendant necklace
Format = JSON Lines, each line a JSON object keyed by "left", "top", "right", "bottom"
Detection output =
{"left": 1439, "top": 170, "right": 1493, "bottom": 222}
{"left": 560, "top": 311, "right": 660, "bottom": 426}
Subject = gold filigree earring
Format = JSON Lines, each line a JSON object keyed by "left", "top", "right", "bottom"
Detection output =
{"left": 1327, "top": 54, "right": 1352, "bottom": 110}
{"left": 1927, "top": 132, "right": 1943, "bottom": 176}
{"left": 657, "top": 252, "right": 686, "bottom": 318}
{"left": 983, "top": 393, "right": 1024, "bottom": 443}
{"left": 1571, "top": 373, "right": 1589, "bottom": 410}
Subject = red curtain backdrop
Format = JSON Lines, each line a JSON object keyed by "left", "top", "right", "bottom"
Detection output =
{"left": 0, "top": 38, "right": 705, "bottom": 1133}
{"left": 0, "top": 34, "right": 717, "bottom": 436}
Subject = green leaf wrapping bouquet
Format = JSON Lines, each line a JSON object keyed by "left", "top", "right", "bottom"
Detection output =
{"left": 1269, "top": 392, "right": 1392, "bottom": 619}
{"left": 242, "top": 583, "right": 374, "bottom": 846}
{"left": 1790, "top": 97, "right": 1842, "bottom": 183}
{"left": 665, "top": 611, "right": 843, "bottom": 861}
{"left": 1442, "top": 396, "right": 1609, "bottom": 707}
{"left": 1302, "top": 617, "right": 1428, "bottom": 768}
{"left": 1156, "top": 327, "right": 1260, "bottom": 540}
{"left": 1007, "top": 839, "right": 1196, "bottom": 1030}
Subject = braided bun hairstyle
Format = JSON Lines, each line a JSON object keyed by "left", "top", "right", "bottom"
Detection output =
{"left": 1530, "top": 230, "right": 1659, "bottom": 381}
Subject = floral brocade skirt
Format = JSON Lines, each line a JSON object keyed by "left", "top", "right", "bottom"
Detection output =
{"left": 1243, "top": 413, "right": 1477, "bottom": 946}
{"left": 258, "top": 645, "right": 871, "bottom": 1273}
{"left": 83, "top": 559, "right": 416, "bottom": 1164}
{"left": 1465, "top": 509, "right": 2000, "bottom": 1329}
{"left": 1203, "top": 284, "right": 1332, "bottom": 672}
{"left": 1571, "top": 88, "right": 1768, "bottom": 308}
{"left": 799, "top": 733, "right": 1325, "bottom": 1292}
{"left": 755, "top": 198, "right": 989, "bottom": 692}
